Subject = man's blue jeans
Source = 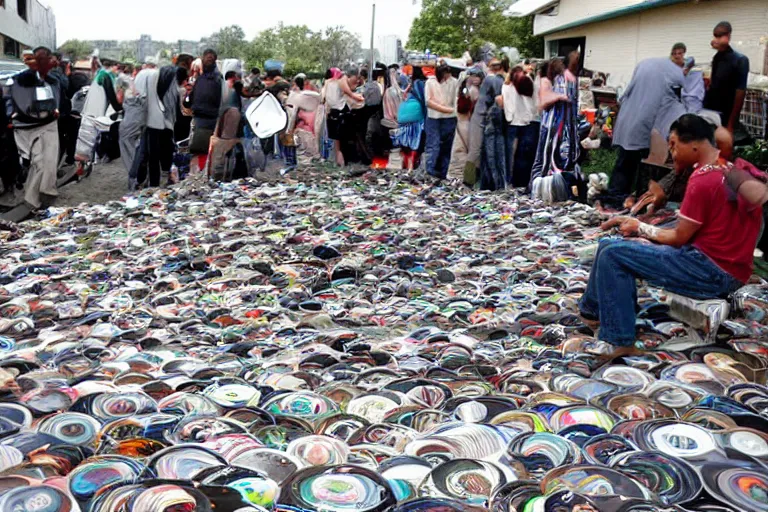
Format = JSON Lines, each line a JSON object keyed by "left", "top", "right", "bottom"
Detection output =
{"left": 579, "top": 238, "right": 742, "bottom": 346}
{"left": 426, "top": 117, "right": 458, "bottom": 179}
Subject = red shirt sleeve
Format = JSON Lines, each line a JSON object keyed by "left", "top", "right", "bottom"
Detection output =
{"left": 679, "top": 173, "right": 709, "bottom": 225}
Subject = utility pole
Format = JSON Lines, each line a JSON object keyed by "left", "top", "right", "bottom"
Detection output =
{"left": 370, "top": 3, "right": 376, "bottom": 74}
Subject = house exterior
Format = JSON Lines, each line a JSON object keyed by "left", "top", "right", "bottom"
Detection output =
{"left": 508, "top": 0, "right": 768, "bottom": 87}
{"left": 1, "top": 0, "right": 56, "bottom": 59}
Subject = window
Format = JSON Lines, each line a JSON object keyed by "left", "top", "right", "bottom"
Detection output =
{"left": 547, "top": 37, "right": 586, "bottom": 70}
{"left": 3, "top": 36, "right": 20, "bottom": 58}
{"left": 547, "top": 40, "right": 559, "bottom": 59}
{"left": 17, "top": 0, "right": 27, "bottom": 21}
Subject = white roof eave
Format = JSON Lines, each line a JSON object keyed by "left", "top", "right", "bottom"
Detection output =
{"left": 504, "top": 0, "right": 559, "bottom": 17}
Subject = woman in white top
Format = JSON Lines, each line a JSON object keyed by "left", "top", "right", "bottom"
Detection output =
{"left": 498, "top": 65, "right": 540, "bottom": 188}
{"left": 322, "top": 67, "right": 364, "bottom": 167}
{"left": 424, "top": 64, "right": 458, "bottom": 180}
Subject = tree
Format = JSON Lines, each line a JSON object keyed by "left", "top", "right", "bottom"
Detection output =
{"left": 57, "top": 40, "right": 94, "bottom": 60}
{"left": 243, "top": 24, "right": 363, "bottom": 76}
{"left": 501, "top": 15, "right": 543, "bottom": 59}
{"left": 247, "top": 24, "right": 326, "bottom": 77}
{"left": 321, "top": 26, "right": 362, "bottom": 69}
{"left": 408, "top": 0, "right": 543, "bottom": 59}
{"left": 207, "top": 25, "right": 248, "bottom": 59}
{"left": 119, "top": 47, "right": 137, "bottom": 63}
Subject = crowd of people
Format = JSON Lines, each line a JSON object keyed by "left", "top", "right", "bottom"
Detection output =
{"left": 0, "top": 21, "right": 767, "bottom": 359}
{"left": 597, "top": 21, "right": 751, "bottom": 209}
{"left": 576, "top": 21, "right": 767, "bottom": 357}
{"left": 0, "top": 21, "right": 759, "bottom": 217}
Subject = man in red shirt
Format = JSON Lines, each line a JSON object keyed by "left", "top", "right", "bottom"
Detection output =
{"left": 577, "top": 114, "right": 761, "bottom": 355}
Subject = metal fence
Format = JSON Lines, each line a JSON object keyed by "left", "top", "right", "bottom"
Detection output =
{"left": 741, "top": 89, "right": 768, "bottom": 140}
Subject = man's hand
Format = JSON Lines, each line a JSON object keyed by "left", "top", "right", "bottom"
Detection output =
{"left": 631, "top": 180, "right": 666, "bottom": 215}
{"left": 601, "top": 215, "right": 640, "bottom": 236}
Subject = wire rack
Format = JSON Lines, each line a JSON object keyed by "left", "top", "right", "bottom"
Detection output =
{"left": 741, "top": 89, "right": 768, "bottom": 140}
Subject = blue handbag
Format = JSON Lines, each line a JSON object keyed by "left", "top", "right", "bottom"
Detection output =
{"left": 397, "top": 81, "right": 427, "bottom": 124}
{"left": 397, "top": 97, "right": 425, "bottom": 124}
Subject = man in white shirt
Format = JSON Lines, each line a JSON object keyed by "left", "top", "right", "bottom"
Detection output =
{"left": 425, "top": 64, "right": 458, "bottom": 181}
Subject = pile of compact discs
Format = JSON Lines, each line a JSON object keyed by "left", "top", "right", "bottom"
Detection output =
{"left": 0, "top": 170, "right": 767, "bottom": 511}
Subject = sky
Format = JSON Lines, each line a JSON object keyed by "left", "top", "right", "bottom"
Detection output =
{"left": 42, "top": 0, "right": 422, "bottom": 48}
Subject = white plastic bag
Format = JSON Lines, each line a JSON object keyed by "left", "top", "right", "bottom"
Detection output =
{"left": 245, "top": 92, "right": 288, "bottom": 139}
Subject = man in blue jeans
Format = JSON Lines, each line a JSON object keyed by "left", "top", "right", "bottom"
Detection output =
{"left": 424, "top": 64, "right": 458, "bottom": 181}
{"left": 578, "top": 114, "right": 761, "bottom": 356}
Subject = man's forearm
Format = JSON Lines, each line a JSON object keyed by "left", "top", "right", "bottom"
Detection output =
{"left": 638, "top": 223, "right": 683, "bottom": 246}
{"left": 729, "top": 89, "right": 746, "bottom": 129}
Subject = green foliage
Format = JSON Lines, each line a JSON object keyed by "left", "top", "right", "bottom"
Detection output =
{"left": 320, "top": 26, "right": 363, "bottom": 70}
{"left": 408, "top": 0, "right": 543, "bottom": 58}
{"left": 57, "top": 40, "right": 94, "bottom": 60}
{"left": 505, "top": 15, "right": 544, "bottom": 59}
{"left": 206, "top": 25, "right": 249, "bottom": 60}
{"left": 581, "top": 148, "right": 618, "bottom": 177}
{"left": 119, "top": 48, "right": 137, "bottom": 63}
{"left": 735, "top": 140, "right": 768, "bottom": 171}
{"left": 205, "top": 24, "right": 362, "bottom": 77}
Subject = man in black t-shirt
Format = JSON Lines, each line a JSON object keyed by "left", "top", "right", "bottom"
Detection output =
{"left": 703, "top": 21, "right": 749, "bottom": 134}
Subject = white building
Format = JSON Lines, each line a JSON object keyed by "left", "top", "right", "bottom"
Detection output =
{"left": 508, "top": 0, "right": 768, "bottom": 87}
{"left": 376, "top": 34, "right": 402, "bottom": 65}
{"left": 1, "top": 0, "right": 56, "bottom": 59}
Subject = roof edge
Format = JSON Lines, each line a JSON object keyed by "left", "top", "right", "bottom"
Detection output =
{"left": 536, "top": 0, "right": 690, "bottom": 36}
{"left": 505, "top": 0, "right": 560, "bottom": 17}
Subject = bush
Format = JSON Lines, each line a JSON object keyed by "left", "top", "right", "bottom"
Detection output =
{"left": 735, "top": 140, "right": 768, "bottom": 171}
{"left": 581, "top": 148, "right": 617, "bottom": 178}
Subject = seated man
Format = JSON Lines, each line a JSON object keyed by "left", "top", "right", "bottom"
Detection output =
{"left": 630, "top": 126, "right": 764, "bottom": 216}
{"left": 578, "top": 114, "right": 762, "bottom": 355}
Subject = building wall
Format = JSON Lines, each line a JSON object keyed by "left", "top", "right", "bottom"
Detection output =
{"left": 0, "top": 0, "right": 56, "bottom": 53}
{"left": 534, "top": 0, "right": 645, "bottom": 36}
{"left": 137, "top": 34, "right": 153, "bottom": 63}
{"left": 543, "top": 0, "right": 768, "bottom": 87}
{"left": 376, "top": 35, "right": 401, "bottom": 65}
{"left": 177, "top": 40, "right": 200, "bottom": 56}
